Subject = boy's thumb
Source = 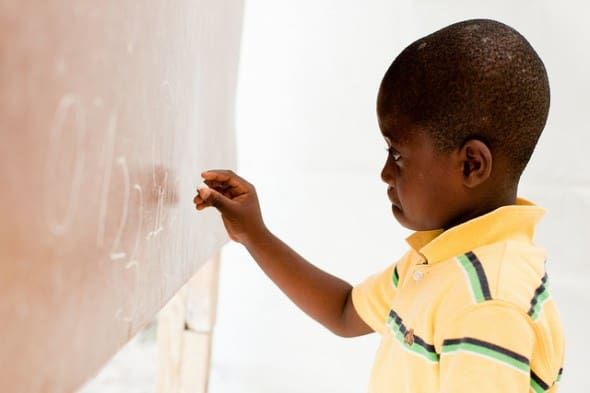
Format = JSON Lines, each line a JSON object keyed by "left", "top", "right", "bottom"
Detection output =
{"left": 199, "top": 187, "right": 230, "bottom": 211}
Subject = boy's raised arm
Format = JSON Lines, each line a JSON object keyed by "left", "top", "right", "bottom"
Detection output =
{"left": 194, "top": 170, "right": 372, "bottom": 337}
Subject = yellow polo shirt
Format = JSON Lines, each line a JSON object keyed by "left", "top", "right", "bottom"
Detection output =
{"left": 352, "top": 199, "right": 565, "bottom": 392}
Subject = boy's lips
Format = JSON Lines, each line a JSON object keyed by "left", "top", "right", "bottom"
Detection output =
{"left": 387, "top": 186, "right": 401, "bottom": 208}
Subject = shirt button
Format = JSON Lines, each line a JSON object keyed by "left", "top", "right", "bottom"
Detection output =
{"left": 413, "top": 270, "right": 424, "bottom": 281}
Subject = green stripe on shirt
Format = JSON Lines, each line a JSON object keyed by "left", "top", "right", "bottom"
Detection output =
{"left": 528, "top": 273, "right": 550, "bottom": 321}
{"left": 392, "top": 265, "right": 399, "bottom": 288}
{"left": 456, "top": 252, "right": 492, "bottom": 303}
{"left": 442, "top": 337, "right": 529, "bottom": 374}
{"left": 530, "top": 370, "right": 550, "bottom": 392}
{"left": 387, "top": 309, "right": 439, "bottom": 363}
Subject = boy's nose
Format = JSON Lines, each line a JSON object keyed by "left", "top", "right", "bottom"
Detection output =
{"left": 381, "top": 160, "right": 395, "bottom": 184}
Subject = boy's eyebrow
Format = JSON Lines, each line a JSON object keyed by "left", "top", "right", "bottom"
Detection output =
{"left": 377, "top": 115, "right": 394, "bottom": 133}
{"left": 382, "top": 133, "right": 404, "bottom": 149}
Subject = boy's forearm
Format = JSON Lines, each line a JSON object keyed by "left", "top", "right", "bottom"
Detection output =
{"left": 242, "top": 228, "right": 357, "bottom": 336}
{"left": 193, "top": 170, "right": 370, "bottom": 336}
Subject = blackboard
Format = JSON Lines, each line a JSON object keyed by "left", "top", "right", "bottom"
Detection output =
{"left": 0, "top": 1, "right": 243, "bottom": 391}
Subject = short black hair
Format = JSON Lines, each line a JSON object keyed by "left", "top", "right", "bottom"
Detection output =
{"left": 377, "top": 19, "right": 550, "bottom": 179}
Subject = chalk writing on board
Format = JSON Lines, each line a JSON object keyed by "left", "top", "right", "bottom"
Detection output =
{"left": 109, "top": 156, "right": 130, "bottom": 261}
{"left": 125, "top": 184, "right": 144, "bottom": 269}
{"left": 44, "top": 97, "right": 181, "bottom": 265}
{"left": 94, "top": 115, "right": 146, "bottom": 266}
{"left": 97, "top": 114, "right": 117, "bottom": 248}
{"left": 44, "top": 94, "right": 87, "bottom": 236}
{"left": 146, "top": 187, "right": 164, "bottom": 239}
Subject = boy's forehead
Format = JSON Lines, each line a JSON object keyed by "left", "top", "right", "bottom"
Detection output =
{"left": 377, "top": 111, "right": 417, "bottom": 145}
{"left": 377, "top": 93, "right": 411, "bottom": 134}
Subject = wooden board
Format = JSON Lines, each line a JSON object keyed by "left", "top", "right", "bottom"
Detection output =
{"left": 0, "top": 1, "right": 243, "bottom": 392}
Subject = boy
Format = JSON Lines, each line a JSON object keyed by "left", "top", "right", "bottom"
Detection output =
{"left": 194, "top": 19, "right": 564, "bottom": 392}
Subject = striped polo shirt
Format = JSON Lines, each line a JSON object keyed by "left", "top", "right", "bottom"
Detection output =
{"left": 352, "top": 199, "right": 564, "bottom": 392}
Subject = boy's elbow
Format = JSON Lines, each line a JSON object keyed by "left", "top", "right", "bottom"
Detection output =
{"left": 330, "top": 327, "right": 365, "bottom": 338}
{"left": 326, "top": 323, "right": 352, "bottom": 338}
{"left": 328, "top": 291, "right": 373, "bottom": 338}
{"left": 327, "top": 322, "right": 373, "bottom": 338}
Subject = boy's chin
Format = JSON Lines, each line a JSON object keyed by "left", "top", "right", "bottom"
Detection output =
{"left": 392, "top": 206, "right": 439, "bottom": 232}
{"left": 392, "top": 205, "right": 416, "bottom": 230}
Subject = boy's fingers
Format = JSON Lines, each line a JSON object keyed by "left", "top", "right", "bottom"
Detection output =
{"left": 193, "top": 194, "right": 205, "bottom": 205}
{"left": 209, "top": 182, "right": 245, "bottom": 198}
{"left": 201, "top": 170, "right": 250, "bottom": 195}
{"left": 203, "top": 179, "right": 233, "bottom": 195}
{"left": 198, "top": 186, "right": 234, "bottom": 212}
{"left": 193, "top": 193, "right": 206, "bottom": 210}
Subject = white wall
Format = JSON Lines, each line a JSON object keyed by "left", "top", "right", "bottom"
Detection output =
{"left": 210, "top": 1, "right": 590, "bottom": 392}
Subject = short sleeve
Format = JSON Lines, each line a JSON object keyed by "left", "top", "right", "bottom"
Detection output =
{"left": 352, "top": 263, "right": 399, "bottom": 334}
{"left": 439, "top": 301, "right": 535, "bottom": 393}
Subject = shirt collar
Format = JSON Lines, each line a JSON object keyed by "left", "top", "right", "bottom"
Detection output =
{"left": 405, "top": 198, "right": 545, "bottom": 264}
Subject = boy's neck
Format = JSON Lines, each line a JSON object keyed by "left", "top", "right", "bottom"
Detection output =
{"left": 443, "top": 190, "right": 517, "bottom": 231}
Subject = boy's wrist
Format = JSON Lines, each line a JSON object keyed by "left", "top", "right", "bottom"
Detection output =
{"left": 241, "top": 224, "right": 274, "bottom": 250}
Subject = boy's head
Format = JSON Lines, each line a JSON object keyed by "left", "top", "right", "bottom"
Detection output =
{"left": 377, "top": 19, "right": 549, "bottom": 231}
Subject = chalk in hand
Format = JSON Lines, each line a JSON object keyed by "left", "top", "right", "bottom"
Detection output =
{"left": 196, "top": 182, "right": 209, "bottom": 195}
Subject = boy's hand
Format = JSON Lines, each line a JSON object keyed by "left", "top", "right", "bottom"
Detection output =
{"left": 194, "top": 170, "right": 267, "bottom": 245}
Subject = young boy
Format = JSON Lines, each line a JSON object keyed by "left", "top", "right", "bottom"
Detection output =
{"left": 194, "top": 18, "right": 565, "bottom": 392}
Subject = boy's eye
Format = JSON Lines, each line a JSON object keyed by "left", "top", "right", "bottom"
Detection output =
{"left": 386, "top": 147, "right": 401, "bottom": 161}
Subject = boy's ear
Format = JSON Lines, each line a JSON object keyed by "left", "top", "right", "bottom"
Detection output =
{"left": 460, "top": 139, "right": 492, "bottom": 188}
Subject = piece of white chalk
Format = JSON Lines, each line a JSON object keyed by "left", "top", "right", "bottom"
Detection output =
{"left": 196, "top": 182, "right": 209, "bottom": 193}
